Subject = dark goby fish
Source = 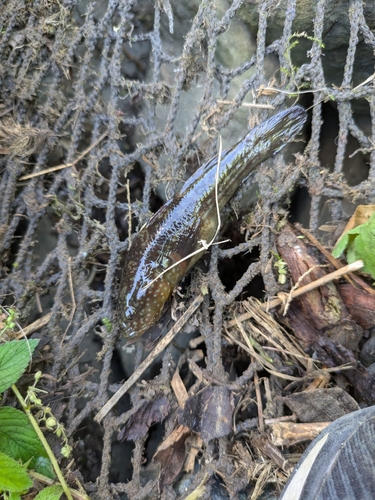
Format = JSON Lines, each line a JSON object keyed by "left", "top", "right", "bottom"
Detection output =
{"left": 118, "top": 106, "right": 307, "bottom": 338}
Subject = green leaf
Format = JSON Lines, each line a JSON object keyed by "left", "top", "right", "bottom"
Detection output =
{"left": 0, "top": 339, "right": 39, "bottom": 393}
{"left": 332, "top": 232, "right": 352, "bottom": 259}
{"left": 332, "top": 212, "right": 375, "bottom": 279}
{"left": 8, "top": 493, "right": 21, "bottom": 500}
{"left": 35, "top": 456, "right": 55, "bottom": 479}
{"left": 0, "top": 407, "right": 55, "bottom": 479}
{"left": 34, "top": 485, "right": 64, "bottom": 500}
{"left": 0, "top": 451, "right": 32, "bottom": 492}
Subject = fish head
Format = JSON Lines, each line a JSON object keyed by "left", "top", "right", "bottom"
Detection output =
{"left": 118, "top": 249, "right": 176, "bottom": 339}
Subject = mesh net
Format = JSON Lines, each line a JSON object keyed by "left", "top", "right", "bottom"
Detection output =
{"left": 1, "top": 0, "right": 375, "bottom": 498}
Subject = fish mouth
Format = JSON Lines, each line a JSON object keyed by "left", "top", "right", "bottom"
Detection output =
{"left": 122, "top": 323, "right": 137, "bottom": 338}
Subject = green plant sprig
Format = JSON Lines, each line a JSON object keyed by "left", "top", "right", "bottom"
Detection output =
{"left": 11, "top": 384, "right": 73, "bottom": 500}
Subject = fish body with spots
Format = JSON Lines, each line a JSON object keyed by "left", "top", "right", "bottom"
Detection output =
{"left": 118, "top": 106, "right": 307, "bottom": 339}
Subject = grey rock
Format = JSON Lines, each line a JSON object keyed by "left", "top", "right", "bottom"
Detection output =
{"left": 238, "top": 1, "right": 375, "bottom": 113}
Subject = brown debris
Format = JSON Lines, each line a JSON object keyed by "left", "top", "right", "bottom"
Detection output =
{"left": 315, "top": 337, "right": 375, "bottom": 405}
{"left": 339, "top": 283, "right": 375, "bottom": 329}
{"left": 184, "top": 433, "right": 203, "bottom": 473}
{"left": 277, "top": 224, "right": 355, "bottom": 333}
{"left": 277, "top": 224, "right": 365, "bottom": 355}
{"left": 0, "top": 118, "right": 55, "bottom": 157}
{"left": 334, "top": 204, "right": 375, "bottom": 236}
{"left": 252, "top": 435, "right": 294, "bottom": 473}
{"left": 273, "top": 223, "right": 375, "bottom": 406}
{"left": 178, "top": 386, "right": 234, "bottom": 443}
{"left": 270, "top": 421, "right": 329, "bottom": 447}
{"left": 153, "top": 425, "right": 191, "bottom": 492}
{"left": 118, "top": 395, "right": 170, "bottom": 441}
{"left": 171, "top": 369, "right": 189, "bottom": 408}
{"left": 283, "top": 388, "right": 360, "bottom": 423}
{"left": 279, "top": 302, "right": 320, "bottom": 349}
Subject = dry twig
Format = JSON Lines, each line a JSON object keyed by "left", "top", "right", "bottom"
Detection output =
{"left": 226, "top": 260, "right": 364, "bottom": 327}
{"left": 19, "top": 130, "right": 108, "bottom": 181}
{"left": 95, "top": 295, "right": 204, "bottom": 423}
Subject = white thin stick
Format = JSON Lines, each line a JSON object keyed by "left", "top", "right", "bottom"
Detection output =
{"left": 226, "top": 260, "right": 365, "bottom": 328}
{"left": 217, "top": 100, "right": 274, "bottom": 110}
{"left": 213, "top": 135, "right": 223, "bottom": 242}
{"left": 352, "top": 72, "right": 375, "bottom": 91}
{"left": 259, "top": 87, "right": 328, "bottom": 95}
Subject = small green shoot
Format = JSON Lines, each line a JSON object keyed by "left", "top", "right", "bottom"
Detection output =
{"left": 271, "top": 251, "right": 288, "bottom": 285}
{"left": 0, "top": 308, "right": 17, "bottom": 337}
{"left": 102, "top": 317, "right": 112, "bottom": 333}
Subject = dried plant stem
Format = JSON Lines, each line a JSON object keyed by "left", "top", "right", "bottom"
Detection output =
{"left": 11, "top": 385, "right": 74, "bottom": 500}
{"left": 297, "top": 224, "right": 375, "bottom": 296}
{"left": 19, "top": 130, "right": 108, "bottom": 181}
{"left": 95, "top": 295, "right": 204, "bottom": 423}
{"left": 227, "top": 260, "right": 364, "bottom": 327}
{"left": 15, "top": 313, "right": 52, "bottom": 339}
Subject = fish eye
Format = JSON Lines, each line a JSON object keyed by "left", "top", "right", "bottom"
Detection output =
{"left": 125, "top": 306, "right": 137, "bottom": 321}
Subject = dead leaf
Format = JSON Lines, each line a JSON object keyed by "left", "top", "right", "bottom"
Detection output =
{"left": 178, "top": 386, "right": 234, "bottom": 443}
{"left": 284, "top": 388, "right": 359, "bottom": 423}
{"left": 338, "top": 204, "right": 375, "bottom": 234}
{"left": 315, "top": 338, "right": 375, "bottom": 405}
{"left": 118, "top": 395, "right": 170, "bottom": 441}
{"left": 154, "top": 425, "right": 190, "bottom": 491}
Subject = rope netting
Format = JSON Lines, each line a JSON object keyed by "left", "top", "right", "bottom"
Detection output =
{"left": 1, "top": 0, "right": 375, "bottom": 498}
